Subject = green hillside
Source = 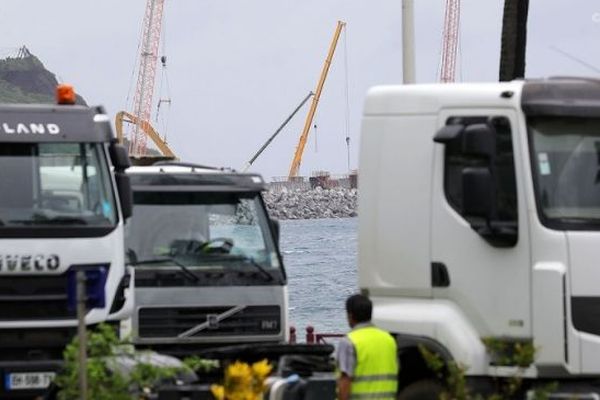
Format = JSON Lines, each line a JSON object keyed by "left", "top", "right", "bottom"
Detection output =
{"left": 0, "top": 46, "right": 86, "bottom": 105}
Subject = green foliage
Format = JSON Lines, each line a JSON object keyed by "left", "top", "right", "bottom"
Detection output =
{"left": 419, "top": 345, "right": 472, "bottom": 400}
{"left": 418, "top": 341, "right": 555, "bottom": 400}
{"left": 528, "top": 382, "right": 559, "bottom": 400}
{"left": 129, "top": 361, "right": 178, "bottom": 394}
{"left": 0, "top": 78, "right": 53, "bottom": 104}
{"left": 183, "top": 356, "right": 220, "bottom": 373}
{"left": 54, "top": 324, "right": 130, "bottom": 400}
{"left": 481, "top": 337, "right": 536, "bottom": 367}
{"left": 0, "top": 52, "right": 87, "bottom": 104}
{"left": 54, "top": 323, "right": 215, "bottom": 399}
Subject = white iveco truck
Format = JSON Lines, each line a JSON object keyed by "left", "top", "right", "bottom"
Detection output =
{"left": 359, "top": 78, "right": 600, "bottom": 398}
{"left": 125, "top": 163, "right": 288, "bottom": 355}
{"left": 0, "top": 89, "right": 133, "bottom": 398}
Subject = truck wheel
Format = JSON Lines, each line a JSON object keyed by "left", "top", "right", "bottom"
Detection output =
{"left": 397, "top": 379, "right": 444, "bottom": 400}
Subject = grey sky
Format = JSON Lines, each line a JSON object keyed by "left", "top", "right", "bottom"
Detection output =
{"left": 0, "top": 1, "right": 598, "bottom": 179}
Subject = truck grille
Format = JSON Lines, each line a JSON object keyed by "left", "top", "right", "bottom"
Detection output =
{"left": 138, "top": 306, "right": 281, "bottom": 338}
{"left": 0, "top": 327, "right": 76, "bottom": 361}
{"left": 0, "top": 275, "right": 74, "bottom": 321}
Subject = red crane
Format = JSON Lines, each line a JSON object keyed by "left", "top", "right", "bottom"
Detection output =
{"left": 129, "top": 0, "right": 166, "bottom": 157}
{"left": 440, "top": 0, "right": 460, "bottom": 83}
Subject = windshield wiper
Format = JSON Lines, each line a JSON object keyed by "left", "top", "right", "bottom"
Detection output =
{"left": 129, "top": 257, "right": 200, "bottom": 283}
{"left": 216, "top": 255, "right": 274, "bottom": 282}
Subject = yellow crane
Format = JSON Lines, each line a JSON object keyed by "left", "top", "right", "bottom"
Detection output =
{"left": 115, "top": 111, "right": 176, "bottom": 158}
{"left": 288, "top": 20, "right": 346, "bottom": 179}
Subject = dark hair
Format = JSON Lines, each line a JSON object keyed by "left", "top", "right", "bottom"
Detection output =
{"left": 345, "top": 294, "right": 372, "bottom": 323}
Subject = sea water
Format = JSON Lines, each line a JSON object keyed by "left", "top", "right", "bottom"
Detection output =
{"left": 280, "top": 217, "right": 358, "bottom": 336}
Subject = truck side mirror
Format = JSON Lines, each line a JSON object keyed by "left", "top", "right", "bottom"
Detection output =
{"left": 433, "top": 124, "right": 464, "bottom": 143}
{"left": 270, "top": 218, "right": 280, "bottom": 247}
{"left": 462, "top": 167, "right": 517, "bottom": 247}
{"left": 110, "top": 143, "right": 131, "bottom": 171}
{"left": 115, "top": 173, "right": 133, "bottom": 220}
{"left": 462, "top": 167, "right": 494, "bottom": 219}
{"left": 462, "top": 123, "right": 496, "bottom": 159}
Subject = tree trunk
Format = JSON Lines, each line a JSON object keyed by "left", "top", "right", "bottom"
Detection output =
{"left": 499, "top": 0, "right": 530, "bottom": 81}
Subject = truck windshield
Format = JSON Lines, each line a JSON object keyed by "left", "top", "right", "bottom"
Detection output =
{"left": 0, "top": 143, "right": 116, "bottom": 227}
{"left": 127, "top": 191, "right": 281, "bottom": 271}
{"left": 529, "top": 117, "right": 600, "bottom": 228}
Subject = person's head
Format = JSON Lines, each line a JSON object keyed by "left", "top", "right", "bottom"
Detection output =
{"left": 345, "top": 294, "right": 372, "bottom": 328}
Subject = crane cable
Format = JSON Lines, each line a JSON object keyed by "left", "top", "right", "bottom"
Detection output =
{"left": 125, "top": 15, "right": 145, "bottom": 121}
{"left": 156, "top": 9, "right": 172, "bottom": 143}
{"left": 458, "top": 15, "right": 464, "bottom": 82}
{"left": 342, "top": 26, "right": 351, "bottom": 173}
{"left": 122, "top": 11, "right": 146, "bottom": 147}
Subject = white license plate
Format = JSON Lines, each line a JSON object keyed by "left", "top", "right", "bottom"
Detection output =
{"left": 5, "top": 372, "right": 56, "bottom": 390}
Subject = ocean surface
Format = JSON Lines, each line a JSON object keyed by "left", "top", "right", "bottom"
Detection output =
{"left": 279, "top": 217, "right": 358, "bottom": 336}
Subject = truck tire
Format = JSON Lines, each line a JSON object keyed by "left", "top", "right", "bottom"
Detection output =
{"left": 397, "top": 379, "right": 444, "bottom": 400}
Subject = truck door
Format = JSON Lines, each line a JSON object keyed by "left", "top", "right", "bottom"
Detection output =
{"left": 430, "top": 109, "right": 531, "bottom": 339}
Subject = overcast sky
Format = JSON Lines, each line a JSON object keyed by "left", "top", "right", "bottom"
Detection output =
{"left": 0, "top": 0, "right": 598, "bottom": 179}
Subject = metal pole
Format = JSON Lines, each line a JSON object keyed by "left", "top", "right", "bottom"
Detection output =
{"left": 402, "top": 0, "right": 416, "bottom": 83}
{"left": 76, "top": 270, "right": 87, "bottom": 400}
{"left": 346, "top": 136, "right": 351, "bottom": 173}
{"left": 242, "top": 91, "right": 314, "bottom": 172}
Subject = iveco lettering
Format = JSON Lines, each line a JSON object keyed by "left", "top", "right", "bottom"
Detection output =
{"left": 0, "top": 254, "right": 59, "bottom": 272}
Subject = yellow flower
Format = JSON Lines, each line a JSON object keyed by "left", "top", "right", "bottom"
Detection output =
{"left": 227, "top": 361, "right": 251, "bottom": 377}
{"left": 215, "top": 360, "right": 272, "bottom": 400}
{"left": 210, "top": 384, "right": 225, "bottom": 400}
{"left": 251, "top": 359, "right": 272, "bottom": 380}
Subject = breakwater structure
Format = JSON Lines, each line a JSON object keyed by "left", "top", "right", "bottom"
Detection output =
{"left": 264, "top": 171, "right": 358, "bottom": 220}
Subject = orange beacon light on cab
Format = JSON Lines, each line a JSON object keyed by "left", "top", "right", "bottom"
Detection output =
{"left": 56, "top": 84, "right": 76, "bottom": 105}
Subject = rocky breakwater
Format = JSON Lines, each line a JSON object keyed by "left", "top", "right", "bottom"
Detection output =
{"left": 264, "top": 187, "right": 358, "bottom": 220}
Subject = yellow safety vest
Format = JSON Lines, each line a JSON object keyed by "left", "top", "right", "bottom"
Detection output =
{"left": 347, "top": 326, "right": 398, "bottom": 400}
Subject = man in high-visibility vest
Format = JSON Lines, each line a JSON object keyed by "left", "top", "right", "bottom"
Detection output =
{"left": 336, "top": 294, "right": 398, "bottom": 400}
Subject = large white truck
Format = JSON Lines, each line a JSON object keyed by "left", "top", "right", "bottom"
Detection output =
{"left": 125, "top": 163, "right": 288, "bottom": 355}
{"left": 0, "top": 89, "right": 134, "bottom": 398}
{"left": 359, "top": 78, "right": 600, "bottom": 398}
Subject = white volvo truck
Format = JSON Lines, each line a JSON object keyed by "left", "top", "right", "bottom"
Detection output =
{"left": 125, "top": 163, "right": 288, "bottom": 356}
{"left": 0, "top": 89, "right": 134, "bottom": 398}
{"left": 359, "top": 78, "right": 600, "bottom": 398}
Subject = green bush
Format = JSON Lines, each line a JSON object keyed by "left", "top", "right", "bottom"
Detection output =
{"left": 54, "top": 324, "right": 217, "bottom": 399}
{"left": 418, "top": 341, "right": 555, "bottom": 400}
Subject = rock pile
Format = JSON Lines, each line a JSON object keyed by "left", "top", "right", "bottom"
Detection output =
{"left": 264, "top": 187, "right": 358, "bottom": 220}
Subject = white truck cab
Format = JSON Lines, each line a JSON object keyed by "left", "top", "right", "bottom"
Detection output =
{"left": 0, "top": 99, "right": 134, "bottom": 397}
{"left": 125, "top": 163, "right": 288, "bottom": 356}
{"left": 359, "top": 78, "right": 600, "bottom": 397}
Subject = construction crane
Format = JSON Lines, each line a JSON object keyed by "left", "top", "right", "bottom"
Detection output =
{"left": 242, "top": 92, "right": 314, "bottom": 172}
{"left": 117, "top": 0, "right": 175, "bottom": 158}
{"left": 115, "top": 111, "right": 176, "bottom": 158}
{"left": 440, "top": 0, "right": 460, "bottom": 83}
{"left": 288, "top": 21, "right": 346, "bottom": 179}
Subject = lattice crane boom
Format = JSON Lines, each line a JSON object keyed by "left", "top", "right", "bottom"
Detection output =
{"left": 440, "top": 0, "right": 460, "bottom": 83}
{"left": 130, "top": 0, "right": 166, "bottom": 157}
